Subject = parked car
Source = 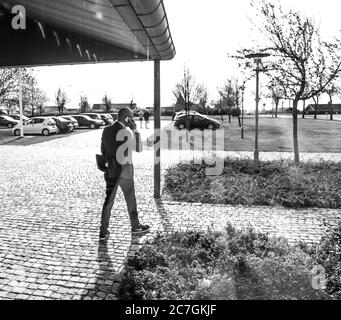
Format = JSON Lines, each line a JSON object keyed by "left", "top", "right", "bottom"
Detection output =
{"left": 174, "top": 110, "right": 202, "bottom": 121}
{"left": 60, "top": 116, "right": 79, "bottom": 130}
{"left": 50, "top": 116, "right": 74, "bottom": 133}
{"left": 174, "top": 114, "right": 221, "bottom": 130}
{"left": 12, "top": 117, "right": 57, "bottom": 136}
{"left": 8, "top": 114, "right": 29, "bottom": 122}
{"left": 73, "top": 115, "right": 102, "bottom": 129}
{"left": 81, "top": 113, "right": 105, "bottom": 126}
{"left": 0, "top": 115, "right": 19, "bottom": 128}
{"left": 100, "top": 114, "right": 114, "bottom": 126}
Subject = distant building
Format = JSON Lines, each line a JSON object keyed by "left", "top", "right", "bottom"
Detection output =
{"left": 161, "top": 106, "right": 174, "bottom": 116}
{"left": 92, "top": 103, "right": 137, "bottom": 112}
{"left": 40, "top": 106, "right": 80, "bottom": 116}
{"left": 305, "top": 104, "right": 341, "bottom": 115}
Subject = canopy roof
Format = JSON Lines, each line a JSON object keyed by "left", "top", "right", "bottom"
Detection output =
{"left": 0, "top": 0, "right": 176, "bottom": 67}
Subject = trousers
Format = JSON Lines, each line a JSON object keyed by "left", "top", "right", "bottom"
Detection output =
{"left": 100, "top": 169, "right": 139, "bottom": 237}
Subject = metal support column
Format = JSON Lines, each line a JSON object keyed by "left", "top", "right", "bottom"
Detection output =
{"left": 19, "top": 68, "right": 24, "bottom": 138}
{"left": 154, "top": 60, "right": 161, "bottom": 198}
{"left": 254, "top": 68, "right": 260, "bottom": 166}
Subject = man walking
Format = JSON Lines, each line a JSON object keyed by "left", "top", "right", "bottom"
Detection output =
{"left": 143, "top": 109, "right": 150, "bottom": 129}
{"left": 99, "top": 107, "right": 150, "bottom": 241}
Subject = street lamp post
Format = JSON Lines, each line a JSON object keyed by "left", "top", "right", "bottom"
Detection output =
{"left": 19, "top": 68, "right": 24, "bottom": 138}
{"left": 245, "top": 52, "right": 270, "bottom": 167}
{"left": 240, "top": 84, "right": 245, "bottom": 139}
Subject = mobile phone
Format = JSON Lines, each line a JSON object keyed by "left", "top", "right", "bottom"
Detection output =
{"left": 125, "top": 117, "right": 131, "bottom": 125}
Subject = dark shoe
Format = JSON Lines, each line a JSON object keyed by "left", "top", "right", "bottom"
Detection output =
{"left": 99, "top": 231, "right": 110, "bottom": 242}
{"left": 132, "top": 224, "right": 150, "bottom": 235}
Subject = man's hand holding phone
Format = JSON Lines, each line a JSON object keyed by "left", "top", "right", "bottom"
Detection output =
{"left": 125, "top": 117, "right": 137, "bottom": 131}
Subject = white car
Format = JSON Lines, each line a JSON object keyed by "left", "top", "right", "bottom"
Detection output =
{"left": 12, "top": 117, "right": 58, "bottom": 136}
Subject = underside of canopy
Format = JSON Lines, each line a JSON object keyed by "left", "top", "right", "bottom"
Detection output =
{"left": 0, "top": 0, "right": 176, "bottom": 67}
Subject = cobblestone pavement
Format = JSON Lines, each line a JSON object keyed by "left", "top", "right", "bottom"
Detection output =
{"left": 1, "top": 123, "right": 341, "bottom": 300}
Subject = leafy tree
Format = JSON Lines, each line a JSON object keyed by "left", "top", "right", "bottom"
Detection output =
{"left": 23, "top": 73, "right": 48, "bottom": 117}
{"left": 248, "top": 0, "right": 341, "bottom": 163}
{"left": 0, "top": 68, "right": 47, "bottom": 116}
{"left": 2, "top": 97, "right": 17, "bottom": 114}
{"left": 55, "top": 88, "right": 69, "bottom": 115}
{"left": 0, "top": 68, "right": 20, "bottom": 103}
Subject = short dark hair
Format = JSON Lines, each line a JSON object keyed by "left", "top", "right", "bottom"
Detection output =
{"left": 118, "top": 108, "right": 133, "bottom": 121}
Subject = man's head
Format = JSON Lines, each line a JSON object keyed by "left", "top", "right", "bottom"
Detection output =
{"left": 118, "top": 107, "right": 134, "bottom": 126}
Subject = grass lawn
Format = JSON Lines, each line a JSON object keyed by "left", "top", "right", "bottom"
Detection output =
{"left": 162, "top": 116, "right": 341, "bottom": 153}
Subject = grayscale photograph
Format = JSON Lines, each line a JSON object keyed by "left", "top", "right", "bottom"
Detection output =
{"left": 0, "top": 0, "right": 340, "bottom": 309}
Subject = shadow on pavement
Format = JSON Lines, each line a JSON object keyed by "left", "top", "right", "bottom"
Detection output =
{"left": 80, "top": 241, "right": 123, "bottom": 300}
{"left": 79, "top": 200, "right": 175, "bottom": 300}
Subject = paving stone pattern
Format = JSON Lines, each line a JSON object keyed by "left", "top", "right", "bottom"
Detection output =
{"left": 0, "top": 125, "right": 341, "bottom": 300}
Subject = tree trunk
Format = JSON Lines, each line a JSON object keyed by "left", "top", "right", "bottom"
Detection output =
{"left": 329, "top": 94, "right": 333, "bottom": 121}
{"left": 313, "top": 96, "right": 319, "bottom": 119}
{"left": 302, "top": 100, "right": 306, "bottom": 119}
{"left": 228, "top": 106, "right": 232, "bottom": 123}
{"left": 185, "top": 107, "right": 190, "bottom": 143}
{"left": 275, "top": 100, "right": 279, "bottom": 118}
{"left": 293, "top": 99, "right": 300, "bottom": 164}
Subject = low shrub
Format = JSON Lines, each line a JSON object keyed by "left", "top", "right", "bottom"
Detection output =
{"left": 308, "top": 222, "right": 341, "bottom": 299}
{"left": 119, "top": 225, "right": 330, "bottom": 300}
{"left": 164, "top": 159, "right": 341, "bottom": 209}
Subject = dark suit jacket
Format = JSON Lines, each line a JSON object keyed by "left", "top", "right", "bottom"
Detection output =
{"left": 101, "top": 121, "right": 142, "bottom": 179}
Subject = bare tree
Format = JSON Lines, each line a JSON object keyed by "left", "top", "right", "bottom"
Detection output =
{"left": 267, "top": 80, "right": 284, "bottom": 118}
{"left": 130, "top": 97, "right": 135, "bottom": 110}
{"left": 234, "top": 82, "right": 242, "bottom": 127}
{"left": 219, "top": 79, "right": 241, "bottom": 124}
{"left": 325, "top": 83, "right": 341, "bottom": 120}
{"left": 219, "top": 80, "right": 233, "bottom": 123}
{"left": 173, "top": 67, "right": 205, "bottom": 132}
{"left": 249, "top": 0, "right": 341, "bottom": 163}
{"left": 103, "top": 93, "right": 112, "bottom": 113}
{"left": 55, "top": 88, "right": 69, "bottom": 115}
{"left": 80, "top": 95, "right": 90, "bottom": 113}
{"left": 197, "top": 84, "right": 208, "bottom": 114}
{"left": 36, "top": 90, "right": 49, "bottom": 116}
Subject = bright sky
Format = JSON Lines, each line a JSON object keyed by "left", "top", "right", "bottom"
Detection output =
{"left": 34, "top": 0, "right": 341, "bottom": 110}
